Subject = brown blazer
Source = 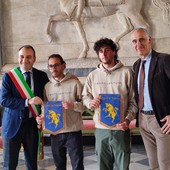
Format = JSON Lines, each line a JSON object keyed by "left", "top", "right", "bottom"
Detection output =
{"left": 133, "top": 50, "right": 170, "bottom": 127}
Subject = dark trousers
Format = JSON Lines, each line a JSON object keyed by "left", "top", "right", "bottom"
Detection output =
{"left": 51, "top": 131, "right": 84, "bottom": 170}
{"left": 3, "top": 118, "right": 38, "bottom": 170}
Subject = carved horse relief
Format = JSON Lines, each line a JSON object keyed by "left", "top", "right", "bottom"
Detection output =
{"left": 153, "top": 0, "right": 170, "bottom": 25}
{"left": 47, "top": 0, "right": 149, "bottom": 58}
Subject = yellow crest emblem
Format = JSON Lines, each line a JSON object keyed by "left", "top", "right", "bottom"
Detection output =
{"left": 46, "top": 110, "right": 61, "bottom": 128}
{"left": 103, "top": 103, "right": 118, "bottom": 122}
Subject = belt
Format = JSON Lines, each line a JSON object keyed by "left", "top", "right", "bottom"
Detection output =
{"left": 141, "top": 110, "right": 154, "bottom": 115}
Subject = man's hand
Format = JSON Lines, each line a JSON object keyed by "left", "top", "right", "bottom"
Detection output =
{"left": 161, "top": 115, "right": 170, "bottom": 134}
{"left": 62, "top": 101, "right": 74, "bottom": 110}
{"left": 89, "top": 97, "right": 100, "bottom": 109}
{"left": 28, "top": 96, "right": 43, "bottom": 105}
{"left": 36, "top": 114, "right": 44, "bottom": 130}
{"left": 116, "top": 119, "right": 130, "bottom": 131}
{"left": 36, "top": 115, "right": 44, "bottom": 126}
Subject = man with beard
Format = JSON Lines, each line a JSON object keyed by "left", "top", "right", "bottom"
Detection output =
{"left": 36, "top": 54, "right": 84, "bottom": 170}
{"left": 82, "top": 38, "right": 137, "bottom": 170}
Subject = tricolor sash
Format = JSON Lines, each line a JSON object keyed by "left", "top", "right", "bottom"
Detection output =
{"left": 7, "top": 67, "right": 44, "bottom": 160}
{"left": 7, "top": 67, "right": 41, "bottom": 118}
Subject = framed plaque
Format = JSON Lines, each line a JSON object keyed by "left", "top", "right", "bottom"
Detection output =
{"left": 99, "top": 94, "right": 121, "bottom": 128}
{"left": 43, "top": 101, "right": 65, "bottom": 134}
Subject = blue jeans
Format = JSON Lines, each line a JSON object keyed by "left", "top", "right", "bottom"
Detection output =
{"left": 51, "top": 131, "right": 84, "bottom": 170}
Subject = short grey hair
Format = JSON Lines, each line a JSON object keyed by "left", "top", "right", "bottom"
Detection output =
{"left": 131, "top": 28, "right": 150, "bottom": 37}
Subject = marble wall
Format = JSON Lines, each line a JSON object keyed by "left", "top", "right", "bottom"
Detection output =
{"left": 0, "top": 0, "right": 170, "bottom": 72}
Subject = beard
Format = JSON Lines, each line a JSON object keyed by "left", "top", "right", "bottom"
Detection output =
{"left": 99, "top": 58, "right": 114, "bottom": 65}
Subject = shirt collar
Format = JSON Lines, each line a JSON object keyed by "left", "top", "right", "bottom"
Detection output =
{"left": 20, "top": 67, "right": 33, "bottom": 74}
{"left": 141, "top": 49, "right": 152, "bottom": 62}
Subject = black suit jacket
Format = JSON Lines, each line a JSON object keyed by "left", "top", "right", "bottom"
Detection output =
{"left": 0, "top": 67, "right": 49, "bottom": 138}
{"left": 133, "top": 50, "right": 170, "bottom": 127}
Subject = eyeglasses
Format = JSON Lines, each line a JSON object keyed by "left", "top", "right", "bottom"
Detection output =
{"left": 47, "top": 63, "right": 62, "bottom": 69}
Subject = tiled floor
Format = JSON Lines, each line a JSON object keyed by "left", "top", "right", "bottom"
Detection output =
{"left": 0, "top": 143, "right": 149, "bottom": 170}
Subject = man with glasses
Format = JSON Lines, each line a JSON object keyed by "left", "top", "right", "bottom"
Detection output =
{"left": 36, "top": 54, "right": 84, "bottom": 170}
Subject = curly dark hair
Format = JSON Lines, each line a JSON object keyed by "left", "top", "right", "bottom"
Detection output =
{"left": 93, "top": 38, "right": 119, "bottom": 61}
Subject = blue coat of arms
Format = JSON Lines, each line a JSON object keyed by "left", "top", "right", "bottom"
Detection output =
{"left": 100, "top": 94, "right": 121, "bottom": 128}
{"left": 43, "top": 101, "right": 65, "bottom": 134}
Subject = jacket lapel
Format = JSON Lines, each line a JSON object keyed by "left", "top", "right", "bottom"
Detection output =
{"left": 32, "top": 68, "right": 38, "bottom": 95}
{"left": 148, "top": 50, "right": 158, "bottom": 96}
{"left": 134, "top": 59, "right": 141, "bottom": 92}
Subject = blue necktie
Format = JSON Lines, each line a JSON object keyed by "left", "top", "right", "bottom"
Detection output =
{"left": 25, "top": 72, "right": 31, "bottom": 87}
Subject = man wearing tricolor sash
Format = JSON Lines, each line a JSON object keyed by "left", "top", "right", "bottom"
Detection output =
{"left": 0, "top": 45, "right": 49, "bottom": 170}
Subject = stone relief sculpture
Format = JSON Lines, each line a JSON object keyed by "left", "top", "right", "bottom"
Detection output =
{"left": 47, "top": 0, "right": 149, "bottom": 58}
{"left": 153, "top": 0, "right": 170, "bottom": 25}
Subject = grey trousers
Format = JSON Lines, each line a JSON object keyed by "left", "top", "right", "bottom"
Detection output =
{"left": 139, "top": 112, "right": 170, "bottom": 170}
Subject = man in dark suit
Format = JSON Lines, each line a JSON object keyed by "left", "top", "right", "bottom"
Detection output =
{"left": 0, "top": 45, "right": 49, "bottom": 170}
{"left": 131, "top": 28, "right": 170, "bottom": 170}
